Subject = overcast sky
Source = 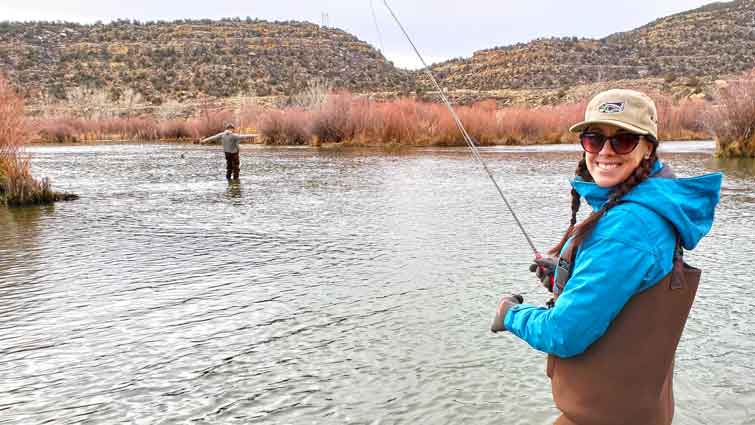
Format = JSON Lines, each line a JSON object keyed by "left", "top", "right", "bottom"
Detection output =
{"left": 1, "top": 0, "right": 717, "bottom": 69}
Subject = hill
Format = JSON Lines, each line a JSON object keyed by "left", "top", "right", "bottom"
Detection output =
{"left": 427, "top": 0, "right": 755, "bottom": 91}
{"left": 1, "top": 0, "right": 755, "bottom": 108}
{"left": 0, "top": 18, "right": 414, "bottom": 105}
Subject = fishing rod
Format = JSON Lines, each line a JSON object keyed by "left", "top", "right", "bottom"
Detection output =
{"left": 381, "top": 0, "right": 541, "bottom": 257}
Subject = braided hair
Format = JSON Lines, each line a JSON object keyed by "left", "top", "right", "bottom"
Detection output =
{"left": 548, "top": 137, "right": 658, "bottom": 256}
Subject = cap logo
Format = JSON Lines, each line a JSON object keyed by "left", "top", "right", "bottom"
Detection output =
{"left": 598, "top": 102, "right": 624, "bottom": 114}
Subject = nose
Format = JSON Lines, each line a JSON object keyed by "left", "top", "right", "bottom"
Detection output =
{"left": 598, "top": 136, "right": 617, "bottom": 155}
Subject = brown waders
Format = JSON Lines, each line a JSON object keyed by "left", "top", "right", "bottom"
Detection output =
{"left": 548, "top": 237, "right": 700, "bottom": 425}
{"left": 225, "top": 152, "right": 240, "bottom": 180}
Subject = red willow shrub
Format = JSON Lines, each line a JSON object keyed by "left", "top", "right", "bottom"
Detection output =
{"left": 257, "top": 95, "right": 591, "bottom": 146}
{"left": 0, "top": 75, "right": 28, "bottom": 179}
{"left": 654, "top": 95, "right": 710, "bottom": 140}
{"left": 0, "top": 75, "right": 64, "bottom": 205}
{"left": 25, "top": 90, "right": 715, "bottom": 147}
{"left": 310, "top": 92, "right": 356, "bottom": 143}
{"left": 158, "top": 119, "right": 193, "bottom": 140}
{"left": 237, "top": 99, "right": 261, "bottom": 133}
{"left": 258, "top": 109, "right": 311, "bottom": 145}
{"left": 706, "top": 69, "right": 755, "bottom": 157}
{"left": 190, "top": 110, "right": 234, "bottom": 139}
{"left": 373, "top": 99, "right": 424, "bottom": 144}
{"left": 31, "top": 109, "right": 235, "bottom": 143}
{"left": 34, "top": 117, "right": 80, "bottom": 143}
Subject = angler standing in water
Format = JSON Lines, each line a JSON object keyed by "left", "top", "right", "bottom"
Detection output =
{"left": 200, "top": 123, "right": 254, "bottom": 181}
{"left": 491, "top": 89, "right": 722, "bottom": 425}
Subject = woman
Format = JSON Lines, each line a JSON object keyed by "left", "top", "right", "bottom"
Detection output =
{"left": 491, "top": 89, "right": 722, "bottom": 425}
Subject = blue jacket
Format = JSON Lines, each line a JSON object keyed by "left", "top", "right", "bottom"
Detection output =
{"left": 503, "top": 160, "right": 722, "bottom": 358}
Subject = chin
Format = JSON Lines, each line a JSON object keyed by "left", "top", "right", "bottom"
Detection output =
{"left": 589, "top": 166, "right": 632, "bottom": 188}
{"left": 593, "top": 176, "right": 623, "bottom": 188}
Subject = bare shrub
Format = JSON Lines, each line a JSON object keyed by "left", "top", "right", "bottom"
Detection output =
{"left": 496, "top": 101, "right": 584, "bottom": 144}
{"left": 122, "top": 117, "right": 159, "bottom": 140}
{"left": 237, "top": 98, "right": 261, "bottom": 133}
{"left": 655, "top": 95, "right": 710, "bottom": 140}
{"left": 290, "top": 78, "right": 333, "bottom": 110}
{"left": 258, "top": 109, "right": 311, "bottom": 145}
{"left": 190, "top": 110, "right": 234, "bottom": 139}
{"left": 310, "top": 92, "right": 355, "bottom": 143}
{"left": 0, "top": 76, "right": 28, "bottom": 184}
{"left": 373, "top": 99, "right": 423, "bottom": 144}
{"left": 158, "top": 119, "right": 193, "bottom": 140}
{"left": 35, "top": 117, "right": 80, "bottom": 143}
{"left": 706, "top": 70, "right": 755, "bottom": 157}
{"left": 0, "top": 75, "right": 70, "bottom": 205}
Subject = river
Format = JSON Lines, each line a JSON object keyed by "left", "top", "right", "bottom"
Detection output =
{"left": 1, "top": 141, "right": 753, "bottom": 424}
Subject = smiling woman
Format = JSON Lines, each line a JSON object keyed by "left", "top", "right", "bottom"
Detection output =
{"left": 571, "top": 90, "right": 660, "bottom": 188}
{"left": 492, "top": 89, "right": 723, "bottom": 425}
{"left": 580, "top": 126, "right": 653, "bottom": 187}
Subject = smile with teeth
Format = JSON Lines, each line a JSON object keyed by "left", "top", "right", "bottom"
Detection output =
{"left": 596, "top": 160, "right": 623, "bottom": 170}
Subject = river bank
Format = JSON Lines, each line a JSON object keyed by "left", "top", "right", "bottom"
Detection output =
{"left": 23, "top": 67, "right": 755, "bottom": 156}
{"left": 28, "top": 92, "right": 712, "bottom": 147}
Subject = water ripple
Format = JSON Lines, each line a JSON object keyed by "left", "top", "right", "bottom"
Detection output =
{"left": 0, "top": 142, "right": 751, "bottom": 424}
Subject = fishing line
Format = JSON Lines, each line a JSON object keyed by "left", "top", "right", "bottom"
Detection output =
{"left": 369, "top": 0, "right": 386, "bottom": 53}
{"left": 380, "top": 0, "right": 540, "bottom": 255}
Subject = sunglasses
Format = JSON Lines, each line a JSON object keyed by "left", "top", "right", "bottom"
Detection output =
{"left": 579, "top": 132, "right": 642, "bottom": 155}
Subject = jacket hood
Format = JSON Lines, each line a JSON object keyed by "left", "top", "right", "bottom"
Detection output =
{"left": 571, "top": 160, "right": 722, "bottom": 250}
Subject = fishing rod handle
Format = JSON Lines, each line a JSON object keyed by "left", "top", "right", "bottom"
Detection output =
{"left": 534, "top": 251, "right": 556, "bottom": 292}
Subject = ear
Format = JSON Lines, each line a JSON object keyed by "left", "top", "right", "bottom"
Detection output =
{"left": 642, "top": 139, "right": 654, "bottom": 160}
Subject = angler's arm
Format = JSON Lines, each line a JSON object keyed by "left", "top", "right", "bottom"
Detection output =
{"left": 503, "top": 239, "right": 654, "bottom": 358}
{"left": 200, "top": 132, "right": 224, "bottom": 143}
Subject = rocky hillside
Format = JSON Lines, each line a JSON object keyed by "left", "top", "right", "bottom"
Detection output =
{"left": 428, "top": 0, "right": 755, "bottom": 91}
{"left": 2, "top": 0, "right": 755, "bottom": 108}
{"left": 0, "top": 18, "right": 414, "bottom": 104}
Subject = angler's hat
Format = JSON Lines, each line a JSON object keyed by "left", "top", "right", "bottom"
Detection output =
{"left": 569, "top": 89, "right": 658, "bottom": 140}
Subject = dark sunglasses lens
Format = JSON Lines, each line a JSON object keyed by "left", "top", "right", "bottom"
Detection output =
{"left": 580, "top": 133, "right": 605, "bottom": 153}
{"left": 610, "top": 134, "right": 641, "bottom": 154}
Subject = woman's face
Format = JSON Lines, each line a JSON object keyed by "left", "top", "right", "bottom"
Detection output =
{"left": 584, "top": 124, "right": 653, "bottom": 188}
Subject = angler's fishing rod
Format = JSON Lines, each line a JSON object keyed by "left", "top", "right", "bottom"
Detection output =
{"left": 381, "top": 0, "right": 541, "bottom": 257}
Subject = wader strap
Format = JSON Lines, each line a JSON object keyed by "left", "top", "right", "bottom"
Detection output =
{"left": 670, "top": 234, "right": 685, "bottom": 290}
{"left": 553, "top": 230, "right": 684, "bottom": 295}
{"left": 553, "top": 239, "right": 579, "bottom": 297}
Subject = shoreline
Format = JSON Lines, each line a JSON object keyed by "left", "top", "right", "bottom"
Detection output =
{"left": 27, "top": 136, "right": 714, "bottom": 148}
{"left": 26, "top": 139, "right": 718, "bottom": 153}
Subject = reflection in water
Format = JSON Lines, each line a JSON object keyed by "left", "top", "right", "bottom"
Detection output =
{"left": 708, "top": 156, "right": 755, "bottom": 178}
{"left": 1, "top": 142, "right": 753, "bottom": 425}
{"left": 0, "top": 205, "right": 52, "bottom": 280}
{"left": 225, "top": 180, "right": 242, "bottom": 200}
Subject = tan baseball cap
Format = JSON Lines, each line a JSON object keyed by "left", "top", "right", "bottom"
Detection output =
{"left": 569, "top": 89, "right": 658, "bottom": 140}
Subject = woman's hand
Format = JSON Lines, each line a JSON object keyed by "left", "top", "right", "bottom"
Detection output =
{"left": 491, "top": 294, "right": 524, "bottom": 333}
{"left": 530, "top": 256, "right": 557, "bottom": 292}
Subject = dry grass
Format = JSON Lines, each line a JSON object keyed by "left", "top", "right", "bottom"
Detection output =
{"left": 258, "top": 94, "right": 588, "bottom": 146}
{"left": 655, "top": 96, "right": 710, "bottom": 140}
{"left": 27, "top": 90, "right": 715, "bottom": 148}
{"left": 707, "top": 69, "right": 755, "bottom": 157}
{"left": 258, "top": 109, "right": 311, "bottom": 145}
{"left": 31, "top": 109, "right": 240, "bottom": 143}
{"left": 1, "top": 75, "right": 75, "bottom": 206}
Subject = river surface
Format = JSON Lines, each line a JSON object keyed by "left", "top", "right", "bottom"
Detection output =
{"left": 1, "top": 141, "right": 753, "bottom": 425}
